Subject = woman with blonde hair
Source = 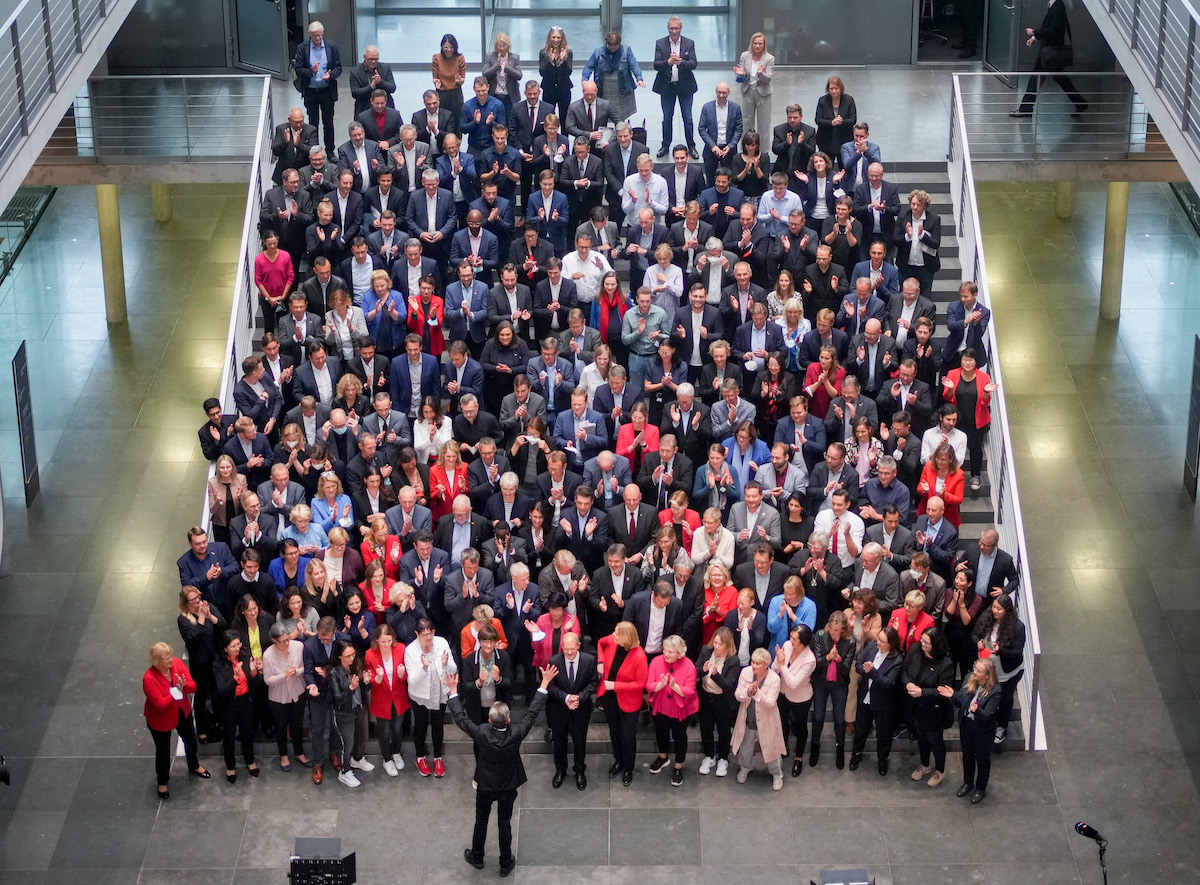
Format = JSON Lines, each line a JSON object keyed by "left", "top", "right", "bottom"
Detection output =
{"left": 311, "top": 471, "right": 354, "bottom": 536}
{"left": 696, "top": 625, "right": 740, "bottom": 777}
{"left": 360, "top": 517, "right": 401, "bottom": 584}
{"left": 332, "top": 372, "right": 370, "bottom": 418}
{"left": 299, "top": 557, "right": 341, "bottom": 619}
{"left": 384, "top": 582, "right": 427, "bottom": 645}
{"left": 578, "top": 343, "right": 613, "bottom": 407}
{"left": 207, "top": 454, "right": 247, "bottom": 545}
{"left": 273, "top": 422, "right": 309, "bottom": 485}
{"left": 733, "top": 32, "right": 774, "bottom": 136}
{"left": 690, "top": 506, "right": 734, "bottom": 571}
{"left": 429, "top": 440, "right": 469, "bottom": 523}
{"left": 539, "top": 26, "right": 574, "bottom": 119}
{"left": 324, "top": 288, "right": 368, "bottom": 362}
{"left": 952, "top": 656, "right": 1001, "bottom": 803}
{"left": 657, "top": 488, "right": 700, "bottom": 551}
{"left": 597, "top": 620, "right": 648, "bottom": 785}
{"left": 645, "top": 634, "right": 699, "bottom": 786}
{"left": 483, "top": 32, "right": 522, "bottom": 117}
{"left": 700, "top": 562, "right": 738, "bottom": 645}
{"left": 732, "top": 647, "right": 785, "bottom": 790}
{"left": 143, "top": 641, "right": 209, "bottom": 798}
{"left": 177, "top": 586, "right": 225, "bottom": 743}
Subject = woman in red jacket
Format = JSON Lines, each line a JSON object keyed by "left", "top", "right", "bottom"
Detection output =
{"left": 701, "top": 563, "right": 739, "bottom": 645}
{"left": 916, "top": 443, "right": 966, "bottom": 528}
{"left": 597, "top": 621, "right": 649, "bottom": 786}
{"left": 941, "top": 348, "right": 996, "bottom": 492}
{"left": 888, "top": 590, "right": 936, "bottom": 654}
{"left": 407, "top": 276, "right": 446, "bottom": 357}
{"left": 365, "top": 624, "right": 410, "bottom": 777}
{"left": 143, "top": 641, "right": 210, "bottom": 799}
{"left": 360, "top": 517, "right": 402, "bottom": 584}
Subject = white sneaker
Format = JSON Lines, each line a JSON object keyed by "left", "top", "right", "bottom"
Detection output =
{"left": 351, "top": 757, "right": 375, "bottom": 772}
{"left": 715, "top": 759, "right": 729, "bottom": 778}
{"left": 383, "top": 760, "right": 399, "bottom": 777}
{"left": 392, "top": 753, "right": 405, "bottom": 771}
{"left": 337, "top": 770, "right": 361, "bottom": 788}
{"left": 736, "top": 767, "right": 749, "bottom": 784}
{"left": 772, "top": 775, "right": 784, "bottom": 791}
{"left": 698, "top": 756, "right": 715, "bottom": 775}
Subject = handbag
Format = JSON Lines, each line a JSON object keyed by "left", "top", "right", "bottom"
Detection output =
{"left": 1040, "top": 17, "right": 1074, "bottom": 70}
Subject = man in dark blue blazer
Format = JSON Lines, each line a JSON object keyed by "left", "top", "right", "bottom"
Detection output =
{"left": 398, "top": 530, "right": 452, "bottom": 627}
{"left": 622, "top": 209, "right": 670, "bottom": 290}
{"left": 913, "top": 496, "right": 959, "bottom": 583}
{"left": 233, "top": 355, "right": 283, "bottom": 435}
{"left": 177, "top": 527, "right": 239, "bottom": 614}
{"left": 835, "top": 278, "right": 890, "bottom": 337}
{"left": 525, "top": 342, "right": 575, "bottom": 422}
{"left": 774, "top": 397, "right": 827, "bottom": 472}
{"left": 444, "top": 262, "right": 492, "bottom": 355}
{"left": 940, "top": 281, "right": 991, "bottom": 370}
{"left": 450, "top": 210, "right": 501, "bottom": 287}
{"left": 471, "top": 182, "right": 516, "bottom": 260}
{"left": 659, "top": 146, "right": 706, "bottom": 222}
{"left": 698, "top": 84, "right": 743, "bottom": 187}
{"left": 404, "top": 169, "right": 458, "bottom": 267}
{"left": 363, "top": 170, "right": 407, "bottom": 233}
{"left": 557, "top": 486, "right": 611, "bottom": 573}
{"left": 494, "top": 562, "right": 544, "bottom": 694}
{"left": 328, "top": 172, "right": 365, "bottom": 249}
{"left": 732, "top": 307, "right": 785, "bottom": 369}
{"left": 622, "top": 582, "right": 682, "bottom": 653}
{"left": 671, "top": 283, "right": 724, "bottom": 368}
{"left": 442, "top": 343, "right": 485, "bottom": 416}
{"left": 436, "top": 134, "right": 481, "bottom": 224}
{"left": 337, "top": 241, "right": 385, "bottom": 302}
{"left": 390, "top": 241, "right": 443, "bottom": 298}
{"left": 592, "top": 367, "right": 642, "bottom": 440}
{"left": 698, "top": 177, "right": 745, "bottom": 240}
{"left": 797, "top": 320, "right": 850, "bottom": 368}
{"left": 292, "top": 22, "right": 342, "bottom": 154}
{"left": 851, "top": 245, "right": 901, "bottom": 301}
{"left": 388, "top": 335, "right": 442, "bottom": 420}
{"left": 291, "top": 341, "right": 344, "bottom": 404}
{"left": 852, "top": 164, "right": 901, "bottom": 248}
{"left": 303, "top": 618, "right": 350, "bottom": 783}
{"left": 337, "top": 124, "right": 383, "bottom": 193}
{"left": 224, "top": 417, "right": 275, "bottom": 488}
{"left": 526, "top": 175, "right": 571, "bottom": 256}
{"left": 651, "top": 19, "right": 699, "bottom": 157}
{"left": 553, "top": 390, "right": 609, "bottom": 471}
{"left": 838, "top": 124, "right": 883, "bottom": 193}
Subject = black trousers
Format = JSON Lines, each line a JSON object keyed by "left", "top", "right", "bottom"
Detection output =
{"left": 304, "top": 87, "right": 338, "bottom": 152}
{"left": 915, "top": 725, "right": 947, "bottom": 772}
{"left": 308, "top": 695, "right": 331, "bottom": 764}
{"left": 148, "top": 708, "right": 200, "bottom": 786}
{"left": 778, "top": 695, "right": 813, "bottom": 759}
{"left": 473, "top": 788, "right": 518, "bottom": 863}
{"left": 412, "top": 703, "right": 447, "bottom": 757}
{"left": 997, "top": 671, "right": 1023, "bottom": 729}
{"left": 652, "top": 712, "right": 689, "bottom": 762}
{"left": 550, "top": 702, "right": 591, "bottom": 773}
{"left": 602, "top": 693, "right": 638, "bottom": 774}
{"left": 896, "top": 262, "right": 935, "bottom": 298}
{"left": 220, "top": 692, "right": 256, "bottom": 771}
{"left": 811, "top": 680, "right": 847, "bottom": 745}
{"left": 376, "top": 711, "right": 405, "bottom": 759}
{"left": 269, "top": 699, "right": 305, "bottom": 757}
{"left": 959, "top": 417, "right": 989, "bottom": 477}
{"left": 698, "top": 691, "right": 736, "bottom": 760}
{"left": 1019, "top": 58, "right": 1086, "bottom": 112}
{"left": 331, "top": 704, "right": 367, "bottom": 771}
{"left": 852, "top": 701, "right": 895, "bottom": 761}
{"left": 192, "top": 663, "right": 218, "bottom": 737}
{"left": 960, "top": 715, "right": 994, "bottom": 788}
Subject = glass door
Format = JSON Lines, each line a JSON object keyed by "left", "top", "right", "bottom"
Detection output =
{"left": 985, "top": 0, "right": 1021, "bottom": 85}
{"left": 233, "top": 0, "right": 290, "bottom": 76}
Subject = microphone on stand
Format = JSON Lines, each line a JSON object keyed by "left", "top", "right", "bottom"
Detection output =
{"left": 1074, "top": 822, "right": 1105, "bottom": 842}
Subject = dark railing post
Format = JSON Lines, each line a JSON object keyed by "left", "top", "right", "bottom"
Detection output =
{"left": 1130, "top": 0, "right": 1142, "bottom": 51}
{"left": 1155, "top": 0, "right": 1169, "bottom": 88}
{"left": 1185, "top": 16, "right": 1197, "bottom": 134}
{"left": 41, "top": 0, "right": 56, "bottom": 94}
{"left": 71, "top": 0, "right": 82, "bottom": 53}
{"left": 12, "top": 22, "right": 28, "bottom": 136}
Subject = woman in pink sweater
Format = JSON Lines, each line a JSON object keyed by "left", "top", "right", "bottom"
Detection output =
{"left": 644, "top": 635, "right": 699, "bottom": 787}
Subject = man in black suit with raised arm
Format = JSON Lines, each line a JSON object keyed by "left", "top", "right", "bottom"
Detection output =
{"left": 449, "top": 662, "right": 555, "bottom": 877}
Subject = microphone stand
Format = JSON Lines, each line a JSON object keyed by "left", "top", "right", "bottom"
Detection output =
{"left": 1093, "top": 837, "right": 1108, "bottom": 885}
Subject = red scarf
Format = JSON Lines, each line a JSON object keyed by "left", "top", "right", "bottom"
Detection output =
{"left": 596, "top": 290, "right": 629, "bottom": 344}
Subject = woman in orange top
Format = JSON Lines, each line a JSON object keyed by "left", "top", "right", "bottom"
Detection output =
{"left": 616, "top": 401, "right": 659, "bottom": 474}
{"left": 143, "top": 641, "right": 209, "bottom": 799}
{"left": 429, "top": 440, "right": 469, "bottom": 523}
{"left": 658, "top": 489, "right": 701, "bottom": 552}
{"left": 432, "top": 33, "right": 468, "bottom": 119}
{"left": 941, "top": 348, "right": 996, "bottom": 491}
{"left": 596, "top": 621, "right": 649, "bottom": 785}
{"left": 407, "top": 276, "right": 446, "bottom": 357}
{"left": 701, "top": 562, "right": 739, "bottom": 645}
{"left": 364, "top": 624, "right": 410, "bottom": 776}
{"left": 917, "top": 443, "right": 966, "bottom": 528}
{"left": 460, "top": 604, "right": 510, "bottom": 658}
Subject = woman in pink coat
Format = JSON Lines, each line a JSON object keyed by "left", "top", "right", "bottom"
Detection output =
{"left": 732, "top": 647, "right": 786, "bottom": 791}
{"left": 644, "top": 635, "right": 699, "bottom": 786}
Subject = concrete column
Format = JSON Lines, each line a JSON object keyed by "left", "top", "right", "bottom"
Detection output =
{"left": 95, "top": 184, "right": 127, "bottom": 324}
{"left": 1099, "top": 181, "right": 1129, "bottom": 322}
{"left": 151, "top": 183, "right": 172, "bottom": 223}
{"left": 1053, "top": 181, "right": 1074, "bottom": 220}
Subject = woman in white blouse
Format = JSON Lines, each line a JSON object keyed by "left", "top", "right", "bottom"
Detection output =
{"left": 733, "top": 32, "right": 775, "bottom": 137}
{"left": 413, "top": 396, "right": 453, "bottom": 464}
{"left": 403, "top": 617, "right": 458, "bottom": 778}
{"left": 643, "top": 243, "right": 683, "bottom": 314}
{"left": 261, "top": 622, "right": 310, "bottom": 771}
{"left": 577, "top": 343, "right": 613, "bottom": 407}
{"left": 690, "top": 506, "right": 735, "bottom": 571}
{"left": 323, "top": 288, "right": 368, "bottom": 362}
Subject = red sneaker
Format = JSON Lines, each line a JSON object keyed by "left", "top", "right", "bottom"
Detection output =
{"left": 415, "top": 757, "right": 432, "bottom": 777}
{"left": 433, "top": 758, "right": 446, "bottom": 778}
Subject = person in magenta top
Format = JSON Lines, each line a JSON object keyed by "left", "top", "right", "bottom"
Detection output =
{"left": 644, "top": 634, "right": 699, "bottom": 786}
{"left": 253, "top": 231, "right": 295, "bottom": 331}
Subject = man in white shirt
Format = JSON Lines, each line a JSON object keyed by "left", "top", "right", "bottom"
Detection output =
{"left": 698, "top": 82, "right": 742, "bottom": 187}
{"left": 812, "top": 489, "right": 863, "bottom": 568}
{"left": 621, "top": 155, "right": 669, "bottom": 222}
{"left": 920, "top": 404, "right": 969, "bottom": 464}
{"left": 560, "top": 232, "right": 612, "bottom": 306}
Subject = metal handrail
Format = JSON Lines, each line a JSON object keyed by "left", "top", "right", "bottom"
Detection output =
{"left": 200, "top": 76, "right": 274, "bottom": 530}
{"left": 948, "top": 76, "right": 1045, "bottom": 751}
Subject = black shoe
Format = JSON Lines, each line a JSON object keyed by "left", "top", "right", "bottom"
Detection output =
{"left": 848, "top": 754, "right": 862, "bottom": 772}
{"left": 463, "top": 849, "right": 484, "bottom": 870}
{"left": 970, "top": 788, "right": 986, "bottom": 804}
{"left": 189, "top": 767, "right": 211, "bottom": 779}
{"left": 247, "top": 765, "right": 260, "bottom": 778}
{"left": 499, "top": 858, "right": 516, "bottom": 877}
{"left": 157, "top": 787, "right": 169, "bottom": 800}
{"left": 648, "top": 756, "right": 669, "bottom": 774}
{"left": 576, "top": 771, "right": 587, "bottom": 790}
{"left": 808, "top": 745, "right": 819, "bottom": 767}
{"left": 959, "top": 48, "right": 977, "bottom": 58}
{"left": 622, "top": 770, "right": 633, "bottom": 786}
{"left": 791, "top": 758, "right": 804, "bottom": 777}
{"left": 956, "top": 782, "right": 973, "bottom": 798}
{"left": 226, "top": 772, "right": 237, "bottom": 784}
{"left": 544, "top": 728, "right": 553, "bottom": 743}
{"left": 609, "top": 761, "right": 622, "bottom": 778}
{"left": 688, "top": 147, "right": 700, "bottom": 160}
{"left": 835, "top": 745, "right": 845, "bottom": 770}
{"left": 878, "top": 758, "right": 889, "bottom": 776}
{"left": 552, "top": 771, "right": 565, "bottom": 789}
{"left": 671, "top": 767, "right": 683, "bottom": 787}
{"left": 656, "top": 145, "right": 669, "bottom": 158}
{"left": 1009, "top": 110, "right": 1032, "bottom": 119}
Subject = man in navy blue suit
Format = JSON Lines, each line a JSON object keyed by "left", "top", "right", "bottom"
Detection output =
{"left": 652, "top": 17, "right": 699, "bottom": 159}
{"left": 450, "top": 209, "right": 501, "bottom": 288}
{"left": 852, "top": 163, "right": 901, "bottom": 251}
{"left": 732, "top": 302, "right": 784, "bottom": 374}
{"left": 941, "top": 280, "right": 991, "bottom": 370}
{"left": 177, "top": 527, "right": 239, "bottom": 614}
{"left": 836, "top": 277, "right": 890, "bottom": 337}
{"left": 444, "top": 261, "right": 492, "bottom": 357}
{"left": 225, "top": 416, "right": 275, "bottom": 488}
{"left": 913, "top": 496, "right": 958, "bottom": 583}
{"left": 442, "top": 341, "right": 485, "bottom": 416}
{"left": 303, "top": 616, "right": 350, "bottom": 785}
{"left": 398, "top": 530, "right": 452, "bottom": 629}
{"left": 437, "top": 133, "right": 480, "bottom": 225}
{"left": 525, "top": 338, "right": 575, "bottom": 425}
{"left": 233, "top": 355, "right": 282, "bottom": 436}
{"left": 774, "top": 396, "right": 826, "bottom": 472}
{"left": 698, "top": 83, "right": 743, "bottom": 188}
{"left": 838, "top": 122, "right": 882, "bottom": 193}
{"left": 391, "top": 239, "right": 443, "bottom": 299}
{"left": 851, "top": 241, "right": 900, "bottom": 301}
{"left": 553, "top": 389, "right": 608, "bottom": 471}
{"left": 389, "top": 334, "right": 442, "bottom": 421}
{"left": 292, "top": 340, "right": 343, "bottom": 404}
{"left": 404, "top": 168, "right": 457, "bottom": 268}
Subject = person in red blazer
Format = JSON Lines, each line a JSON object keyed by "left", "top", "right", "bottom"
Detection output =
{"left": 658, "top": 489, "right": 701, "bottom": 551}
{"left": 429, "top": 443, "right": 470, "bottom": 524}
{"left": 888, "top": 590, "right": 936, "bottom": 653}
{"left": 359, "top": 560, "right": 396, "bottom": 620}
{"left": 407, "top": 279, "right": 446, "bottom": 356}
{"left": 531, "top": 593, "right": 582, "bottom": 669}
{"left": 916, "top": 443, "right": 965, "bottom": 528}
{"left": 616, "top": 403, "right": 660, "bottom": 473}
{"left": 940, "top": 348, "right": 995, "bottom": 490}
{"left": 360, "top": 517, "right": 403, "bottom": 583}
{"left": 143, "top": 641, "right": 210, "bottom": 799}
{"left": 596, "top": 621, "right": 649, "bottom": 785}
{"left": 364, "top": 624, "right": 410, "bottom": 776}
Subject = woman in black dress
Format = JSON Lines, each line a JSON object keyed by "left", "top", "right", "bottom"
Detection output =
{"left": 480, "top": 321, "right": 531, "bottom": 415}
{"left": 814, "top": 76, "right": 857, "bottom": 161}
{"left": 904, "top": 626, "right": 955, "bottom": 788}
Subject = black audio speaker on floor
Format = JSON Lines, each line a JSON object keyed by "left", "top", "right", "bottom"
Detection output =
{"left": 811, "top": 870, "right": 874, "bottom": 885}
{"left": 288, "top": 837, "right": 356, "bottom": 885}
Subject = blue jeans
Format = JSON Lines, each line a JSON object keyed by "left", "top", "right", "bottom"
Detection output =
{"left": 660, "top": 89, "right": 696, "bottom": 147}
{"left": 628, "top": 352, "right": 656, "bottom": 392}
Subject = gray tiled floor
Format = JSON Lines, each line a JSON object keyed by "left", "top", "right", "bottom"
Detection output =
{"left": 0, "top": 62, "right": 1199, "bottom": 883}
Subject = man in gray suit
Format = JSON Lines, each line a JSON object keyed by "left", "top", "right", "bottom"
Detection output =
{"left": 582, "top": 451, "right": 633, "bottom": 512}
{"left": 725, "top": 481, "right": 782, "bottom": 564}
{"left": 851, "top": 541, "right": 902, "bottom": 618}
{"left": 564, "top": 80, "right": 614, "bottom": 149}
{"left": 864, "top": 505, "right": 915, "bottom": 572}
{"left": 360, "top": 390, "right": 413, "bottom": 464}
{"left": 385, "top": 486, "right": 433, "bottom": 546}
{"left": 499, "top": 377, "right": 547, "bottom": 447}
{"left": 257, "top": 463, "right": 308, "bottom": 534}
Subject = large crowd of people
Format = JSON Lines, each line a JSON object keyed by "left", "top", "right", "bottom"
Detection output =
{"left": 149, "top": 16, "right": 1030, "bottom": 846}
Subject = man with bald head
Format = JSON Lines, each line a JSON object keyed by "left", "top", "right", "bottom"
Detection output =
{"left": 272, "top": 107, "right": 318, "bottom": 184}
{"left": 851, "top": 161, "right": 901, "bottom": 251}
{"left": 913, "top": 495, "right": 958, "bottom": 582}
{"left": 844, "top": 316, "right": 899, "bottom": 399}
{"left": 450, "top": 208, "right": 500, "bottom": 287}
